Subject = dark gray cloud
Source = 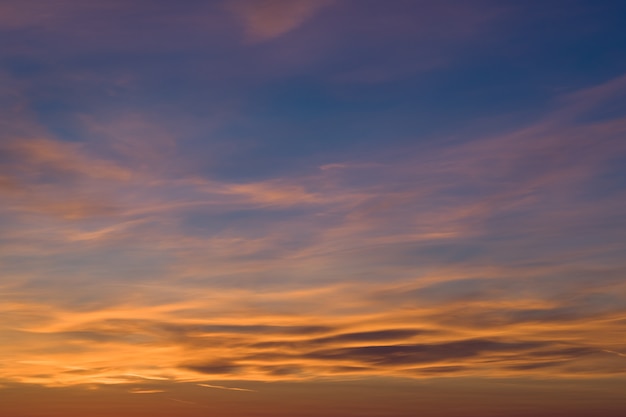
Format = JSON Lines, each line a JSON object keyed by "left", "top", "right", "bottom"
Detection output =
{"left": 253, "top": 329, "right": 427, "bottom": 350}
{"left": 505, "top": 361, "right": 567, "bottom": 371}
{"left": 71, "top": 318, "right": 334, "bottom": 338}
{"left": 304, "top": 339, "right": 546, "bottom": 366}
{"left": 159, "top": 323, "right": 335, "bottom": 336}
{"left": 313, "top": 329, "right": 426, "bottom": 344}
{"left": 183, "top": 361, "right": 244, "bottom": 375}
{"left": 413, "top": 365, "right": 469, "bottom": 374}
{"left": 255, "top": 365, "right": 303, "bottom": 377}
{"left": 179, "top": 337, "right": 611, "bottom": 379}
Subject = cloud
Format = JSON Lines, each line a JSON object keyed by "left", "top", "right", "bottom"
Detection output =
{"left": 305, "top": 339, "right": 547, "bottom": 366}
{"left": 0, "top": 117, "right": 130, "bottom": 219}
{"left": 1, "top": 74, "right": 626, "bottom": 388}
{"left": 2, "top": 286, "right": 625, "bottom": 387}
{"left": 159, "top": 323, "right": 334, "bottom": 336}
{"left": 253, "top": 329, "right": 429, "bottom": 350}
{"left": 311, "top": 329, "right": 427, "bottom": 344}
{"left": 226, "top": 0, "right": 334, "bottom": 42}
{"left": 184, "top": 362, "right": 244, "bottom": 376}
{"left": 129, "top": 388, "right": 165, "bottom": 394}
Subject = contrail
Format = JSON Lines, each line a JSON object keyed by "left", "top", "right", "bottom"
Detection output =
{"left": 602, "top": 349, "right": 626, "bottom": 358}
{"left": 198, "top": 383, "right": 256, "bottom": 392}
{"left": 168, "top": 397, "right": 197, "bottom": 405}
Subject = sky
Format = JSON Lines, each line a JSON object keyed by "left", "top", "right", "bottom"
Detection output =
{"left": 1, "top": 1, "right": 626, "bottom": 416}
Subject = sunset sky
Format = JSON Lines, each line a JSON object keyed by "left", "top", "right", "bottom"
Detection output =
{"left": 1, "top": 1, "right": 626, "bottom": 416}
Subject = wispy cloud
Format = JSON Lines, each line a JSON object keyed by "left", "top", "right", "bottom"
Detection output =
{"left": 226, "top": 0, "right": 335, "bottom": 42}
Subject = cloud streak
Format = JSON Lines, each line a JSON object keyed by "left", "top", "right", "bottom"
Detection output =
{"left": 198, "top": 383, "right": 255, "bottom": 392}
